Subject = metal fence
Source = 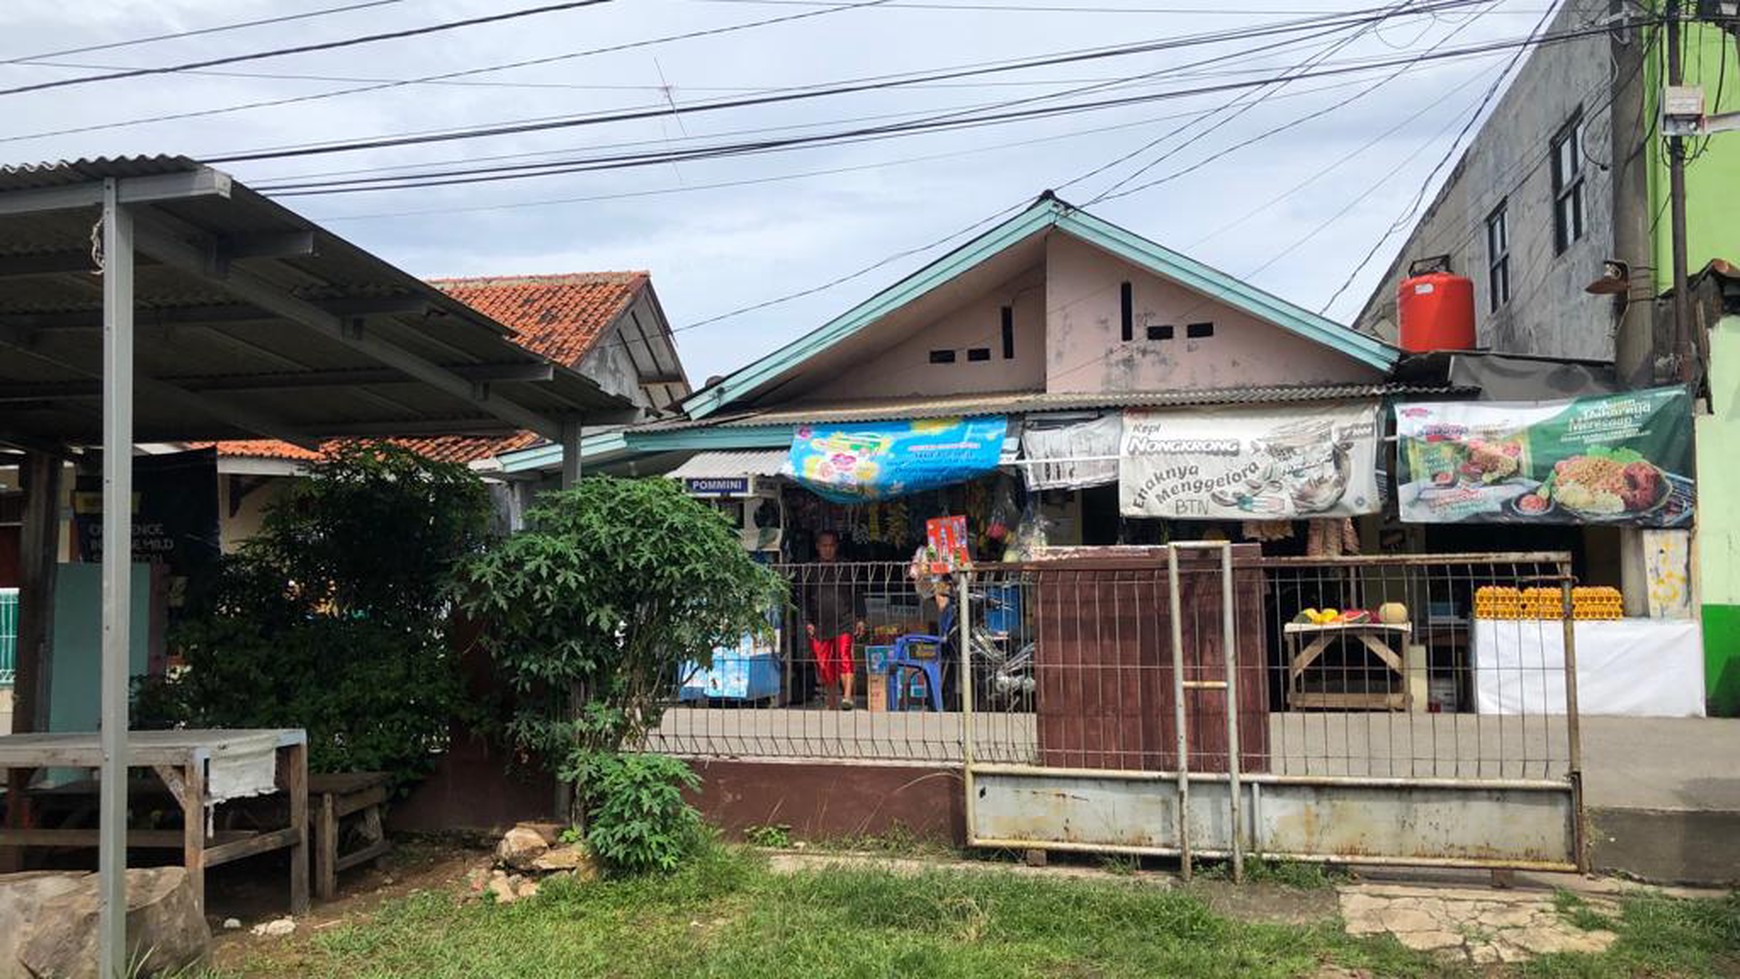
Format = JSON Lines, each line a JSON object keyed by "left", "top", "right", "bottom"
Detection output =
{"left": 0, "top": 588, "right": 17, "bottom": 686}
{"left": 643, "top": 552, "right": 1580, "bottom": 787}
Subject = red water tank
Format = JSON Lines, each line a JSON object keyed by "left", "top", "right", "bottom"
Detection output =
{"left": 1397, "top": 271, "right": 1476, "bottom": 352}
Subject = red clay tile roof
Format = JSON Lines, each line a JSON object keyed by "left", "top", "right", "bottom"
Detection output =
{"left": 212, "top": 272, "right": 647, "bottom": 466}
{"left": 428, "top": 272, "right": 647, "bottom": 367}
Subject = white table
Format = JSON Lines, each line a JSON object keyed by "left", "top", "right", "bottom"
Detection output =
{"left": 0, "top": 729, "right": 309, "bottom": 914}
{"left": 1470, "top": 619, "right": 1705, "bottom": 717}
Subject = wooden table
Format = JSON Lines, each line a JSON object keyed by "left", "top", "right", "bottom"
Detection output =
{"left": 0, "top": 729, "right": 308, "bottom": 915}
{"left": 1285, "top": 622, "right": 1413, "bottom": 711}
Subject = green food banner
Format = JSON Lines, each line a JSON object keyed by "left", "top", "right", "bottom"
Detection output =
{"left": 1394, "top": 387, "right": 1694, "bottom": 526}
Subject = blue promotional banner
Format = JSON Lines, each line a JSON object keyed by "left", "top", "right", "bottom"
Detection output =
{"left": 790, "top": 416, "right": 1008, "bottom": 502}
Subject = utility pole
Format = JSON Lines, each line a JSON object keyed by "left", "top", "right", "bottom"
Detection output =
{"left": 1666, "top": 0, "right": 1694, "bottom": 383}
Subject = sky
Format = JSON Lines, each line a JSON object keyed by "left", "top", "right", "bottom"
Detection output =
{"left": 2, "top": 0, "right": 1563, "bottom": 383}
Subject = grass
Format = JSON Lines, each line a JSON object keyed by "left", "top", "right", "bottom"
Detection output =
{"left": 1196, "top": 857, "right": 1346, "bottom": 890}
{"left": 1517, "top": 891, "right": 1740, "bottom": 979}
{"left": 202, "top": 844, "right": 1740, "bottom": 979}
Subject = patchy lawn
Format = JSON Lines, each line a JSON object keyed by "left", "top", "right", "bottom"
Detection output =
{"left": 206, "top": 845, "right": 1739, "bottom": 979}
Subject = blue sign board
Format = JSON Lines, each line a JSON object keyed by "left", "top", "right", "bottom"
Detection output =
{"left": 683, "top": 476, "right": 751, "bottom": 496}
{"left": 789, "top": 416, "right": 1008, "bottom": 503}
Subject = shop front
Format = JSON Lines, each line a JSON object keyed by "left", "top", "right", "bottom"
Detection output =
{"left": 658, "top": 383, "right": 1704, "bottom": 727}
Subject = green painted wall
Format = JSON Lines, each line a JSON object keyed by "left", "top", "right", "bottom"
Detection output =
{"left": 1649, "top": 22, "right": 1740, "bottom": 291}
{"left": 1697, "top": 313, "right": 1740, "bottom": 715}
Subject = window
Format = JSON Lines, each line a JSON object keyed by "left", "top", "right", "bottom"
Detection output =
{"left": 1000, "top": 306, "right": 1015, "bottom": 359}
{"left": 1486, "top": 202, "right": 1511, "bottom": 311}
{"left": 967, "top": 347, "right": 991, "bottom": 362}
{"left": 1550, "top": 113, "right": 1586, "bottom": 254}
{"left": 1146, "top": 324, "right": 1174, "bottom": 341}
{"left": 1119, "top": 281, "right": 1134, "bottom": 341}
{"left": 929, "top": 349, "right": 956, "bottom": 364}
{"left": 1186, "top": 321, "right": 1215, "bottom": 339}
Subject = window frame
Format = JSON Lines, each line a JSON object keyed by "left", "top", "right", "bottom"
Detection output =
{"left": 1486, "top": 201, "right": 1511, "bottom": 311}
{"left": 1550, "top": 112, "right": 1587, "bottom": 255}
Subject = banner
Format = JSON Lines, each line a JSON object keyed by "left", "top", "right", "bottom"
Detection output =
{"left": 1394, "top": 387, "right": 1694, "bottom": 526}
{"left": 1021, "top": 414, "right": 1121, "bottom": 490}
{"left": 1119, "top": 404, "right": 1382, "bottom": 520}
{"left": 790, "top": 416, "right": 1008, "bottom": 503}
{"left": 74, "top": 447, "right": 221, "bottom": 611}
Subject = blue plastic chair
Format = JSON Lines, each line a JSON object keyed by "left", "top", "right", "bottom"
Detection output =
{"left": 887, "top": 635, "right": 946, "bottom": 712}
{"left": 887, "top": 602, "right": 955, "bottom": 712}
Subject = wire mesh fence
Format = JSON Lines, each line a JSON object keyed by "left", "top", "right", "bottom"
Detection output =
{"left": 643, "top": 552, "right": 1580, "bottom": 785}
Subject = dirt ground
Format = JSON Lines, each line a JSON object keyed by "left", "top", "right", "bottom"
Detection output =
{"left": 205, "top": 838, "right": 494, "bottom": 973}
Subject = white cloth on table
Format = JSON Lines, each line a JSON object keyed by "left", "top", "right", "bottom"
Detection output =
{"left": 1470, "top": 618, "right": 1704, "bottom": 717}
{"left": 203, "top": 729, "right": 284, "bottom": 805}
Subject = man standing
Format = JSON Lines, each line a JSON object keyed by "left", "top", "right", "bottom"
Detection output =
{"left": 804, "top": 530, "right": 866, "bottom": 710}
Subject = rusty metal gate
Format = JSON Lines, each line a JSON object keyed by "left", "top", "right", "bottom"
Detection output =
{"left": 959, "top": 545, "right": 1587, "bottom": 879}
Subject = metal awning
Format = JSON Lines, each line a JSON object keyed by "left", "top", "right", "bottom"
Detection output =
{"left": 0, "top": 156, "right": 634, "bottom": 975}
{"left": 665, "top": 448, "right": 791, "bottom": 480}
{"left": 0, "top": 156, "right": 639, "bottom": 445}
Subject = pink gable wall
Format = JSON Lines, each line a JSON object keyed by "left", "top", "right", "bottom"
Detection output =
{"left": 816, "top": 265, "right": 1047, "bottom": 400}
{"left": 1043, "top": 234, "right": 1383, "bottom": 393}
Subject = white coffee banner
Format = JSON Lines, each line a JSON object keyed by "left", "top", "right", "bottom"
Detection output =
{"left": 1119, "top": 403, "right": 1382, "bottom": 520}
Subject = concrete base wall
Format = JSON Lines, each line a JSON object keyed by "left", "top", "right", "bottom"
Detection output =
{"left": 1589, "top": 807, "right": 1740, "bottom": 887}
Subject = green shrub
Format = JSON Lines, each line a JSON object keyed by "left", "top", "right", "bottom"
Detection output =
{"left": 567, "top": 751, "right": 704, "bottom": 875}
{"left": 135, "top": 442, "right": 490, "bottom": 787}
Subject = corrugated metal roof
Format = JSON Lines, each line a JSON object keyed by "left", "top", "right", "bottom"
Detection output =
{"left": 0, "top": 158, "right": 635, "bottom": 444}
{"left": 642, "top": 384, "right": 1468, "bottom": 430}
{"left": 665, "top": 449, "right": 791, "bottom": 479}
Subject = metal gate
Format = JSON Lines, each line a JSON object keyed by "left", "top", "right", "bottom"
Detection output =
{"left": 959, "top": 546, "right": 1586, "bottom": 879}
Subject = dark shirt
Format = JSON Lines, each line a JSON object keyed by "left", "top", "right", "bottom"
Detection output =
{"left": 802, "top": 562, "right": 865, "bottom": 638}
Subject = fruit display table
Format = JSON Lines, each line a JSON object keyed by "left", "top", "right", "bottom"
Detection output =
{"left": 1285, "top": 621, "right": 1413, "bottom": 711}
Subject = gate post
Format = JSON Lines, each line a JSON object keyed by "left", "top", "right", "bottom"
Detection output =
{"left": 1560, "top": 575, "right": 1588, "bottom": 873}
{"left": 1219, "top": 544, "right": 1244, "bottom": 884}
{"left": 958, "top": 570, "right": 976, "bottom": 848}
{"left": 1166, "top": 547, "right": 1192, "bottom": 881}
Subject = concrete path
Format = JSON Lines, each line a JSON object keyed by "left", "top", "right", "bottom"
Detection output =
{"left": 1338, "top": 882, "right": 1617, "bottom": 964}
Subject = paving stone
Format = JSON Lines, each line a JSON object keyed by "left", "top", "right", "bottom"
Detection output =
{"left": 1395, "top": 929, "right": 1465, "bottom": 951}
{"left": 1377, "top": 908, "right": 1442, "bottom": 934}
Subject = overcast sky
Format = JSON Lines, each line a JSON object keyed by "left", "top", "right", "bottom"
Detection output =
{"left": 4, "top": 0, "right": 1559, "bottom": 382}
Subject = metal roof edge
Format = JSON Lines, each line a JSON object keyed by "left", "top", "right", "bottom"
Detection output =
{"left": 495, "top": 423, "right": 797, "bottom": 473}
{"left": 680, "top": 198, "right": 1065, "bottom": 420}
{"left": 1052, "top": 206, "right": 1399, "bottom": 373}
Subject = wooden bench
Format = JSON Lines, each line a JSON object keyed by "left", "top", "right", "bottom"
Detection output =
{"left": 309, "top": 772, "right": 392, "bottom": 901}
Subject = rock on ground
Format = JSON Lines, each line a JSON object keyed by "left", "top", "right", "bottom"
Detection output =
{"left": 1, "top": 867, "right": 210, "bottom": 979}
{"left": 495, "top": 825, "right": 551, "bottom": 871}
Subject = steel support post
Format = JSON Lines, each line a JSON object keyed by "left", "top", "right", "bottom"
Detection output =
{"left": 98, "top": 178, "right": 136, "bottom": 979}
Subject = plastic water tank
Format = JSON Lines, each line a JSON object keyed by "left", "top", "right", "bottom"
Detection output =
{"left": 1397, "top": 271, "right": 1476, "bottom": 352}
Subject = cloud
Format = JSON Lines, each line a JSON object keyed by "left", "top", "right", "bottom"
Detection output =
{"left": 1, "top": 0, "right": 1530, "bottom": 378}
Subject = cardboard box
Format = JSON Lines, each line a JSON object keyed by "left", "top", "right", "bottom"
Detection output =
{"left": 866, "top": 673, "right": 888, "bottom": 712}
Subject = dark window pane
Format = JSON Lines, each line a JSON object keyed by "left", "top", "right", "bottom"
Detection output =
{"left": 929, "top": 349, "right": 956, "bottom": 364}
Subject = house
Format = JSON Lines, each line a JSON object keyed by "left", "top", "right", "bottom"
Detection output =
{"left": 209, "top": 272, "right": 690, "bottom": 548}
{"left": 491, "top": 192, "right": 1457, "bottom": 558}
{"left": 1349, "top": 2, "right": 1738, "bottom": 712}
{"left": 1351, "top": 0, "right": 1738, "bottom": 387}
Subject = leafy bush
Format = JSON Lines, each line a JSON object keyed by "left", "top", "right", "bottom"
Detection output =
{"left": 135, "top": 442, "right": 491, "bottom": 785}
{"left": 457, "top": 477, "right": 785, "bottom": 818}
{"left": 566, "top": 751, "right": 704, "bottom": 875}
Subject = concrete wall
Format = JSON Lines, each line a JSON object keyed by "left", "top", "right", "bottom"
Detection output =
{"left": 1696, "top": 312, "right": 1740, "bottom": 716}
{"left": 215, "top": 475, "right": 292, "bottom": 555}
{"left": 578, "top": 301, "right": 653, "bottom": 408}
{"left": 1045, "top": 234, "right": 1382, "bottom": 392}
{"left": 817, "top": 265, "right": 1048, "bottom": 399}
{"left": 1353, "top": 0, "right": 1624, "bottom": 361}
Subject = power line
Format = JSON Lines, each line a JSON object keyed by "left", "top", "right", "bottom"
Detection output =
{"left": 0, "top": 0, "right": 409, "bottom": 64}
{"left": 213, "top": 3, "right": 1585, "bottom": 166}
{"left": 255, "top": 3, "right": 1392, "bottom": 193}
{"left": 1076, "top": 0, "right": 1421, "bottom": 204}
{"left": 306, "top": 77, "right": 1395, "bottom": 222}
{"left": 252, "top": 41, "right": 1523, "bottom": 195}
{"left": 0, "top": 0, "right": 616, "bottom": 98}
{"left": 1316, "top": 0, "right": 1559, "bottom": 313}
{"left": 693, "top": 0, "right": 1553, "bottom": 12}
{"left": 0, "top": 0, "right": 899, "bottom": 145}
{"left": 1092, "top": 0, "right": 1498, "bottom": 203}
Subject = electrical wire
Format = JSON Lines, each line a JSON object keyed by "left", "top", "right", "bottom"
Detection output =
{"left": 214, "top": 9, "right": 1616, "bottom": 168}
{"left": 1093, "top": 0, "right": 1497, "bottom": 203}
{"left": 0, "top": 0, "right": 408, "bottom": 64}
{"left": 255, "top": 5, "right": 1392, "bottom": 193}
{"left": 1315, "top": 0, "right": 1558, "bottom": 313}
{"left": 0, "top": 0, "right": 900, "bottom": 146}
{"left": 0, "top": 0, "right": 616, "bottom": 98}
